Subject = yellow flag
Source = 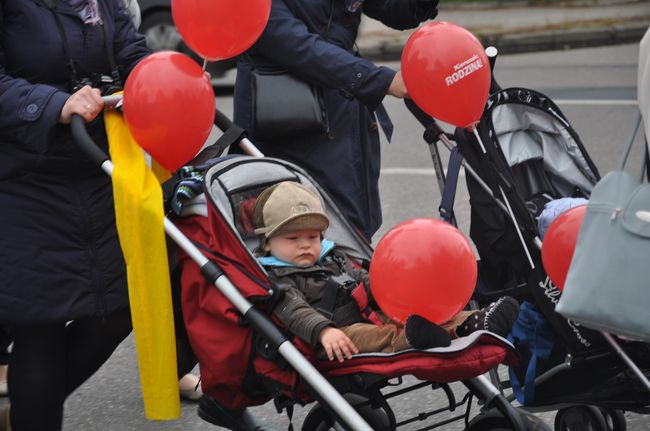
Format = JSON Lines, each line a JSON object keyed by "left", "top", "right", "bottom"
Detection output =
{"left": 105, "top": 110, "right": 181, "bottom": 420}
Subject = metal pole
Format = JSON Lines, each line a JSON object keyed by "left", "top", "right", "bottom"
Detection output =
{"left": 240, "top": 137, "right": 264, "bottom": 157}
{"left": 601, "top": 332, "right": 650, "bottom": 392}
{"left": 437, "top": 133, "right": 544, "bottom": 253}
{"left": 471, "top": 130, "right": 536, "bottom": 270}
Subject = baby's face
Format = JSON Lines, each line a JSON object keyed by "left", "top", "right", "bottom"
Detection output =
{"left": 265, "top": 229, "right": 322, "bottom": 267}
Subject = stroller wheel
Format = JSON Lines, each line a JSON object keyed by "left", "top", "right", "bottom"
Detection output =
{"left": 467, "top": 408, "right": 551, "bottom": 431}
{"left": 599, "top": 409, "right": 626, "bottom": 431}
{"left": 301, "top": 393, "right": 391, "bottom": 431}
{"left": 554, "top": 406, "right": 608, "bottom": 431}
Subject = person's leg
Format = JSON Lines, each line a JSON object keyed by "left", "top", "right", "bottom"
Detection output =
{"left": 341, "top": 322, "right": 409, "bottom": 353}
{"left": 0, "top": 365, "right": 7, "bottom": 397}
{"left": 170, "top": 258, "right": 202, "bottom": 401}
{"left": 336, "top": 318, "right": 450, "bottom": 355}
{"left": 9, "top": 323, "right": 67, "bottom": 431}
{"left": 63, "top": 310, "right": 132, "bottom": 396}
{"left": 0, "top": 326, "right": 12, "bottom": 397}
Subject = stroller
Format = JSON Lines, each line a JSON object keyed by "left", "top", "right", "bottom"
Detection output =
{"left": 169, "top": 144, "right": 533, "bottom": 431}
{"left": 72, "top": 107, "right": 548, "bottom": 431}
{"left": 405, "top": 49, "right": 650, "bottom": 431}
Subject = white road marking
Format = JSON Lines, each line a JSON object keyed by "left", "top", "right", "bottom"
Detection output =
{"left": 381, "top": 97, "right": 637, "bottom": 176}
{"left": 381, "top": 167, "right": 465, "bottom": 176}
{"left": 555, "top": 99, "right": 638, "bottom": 106}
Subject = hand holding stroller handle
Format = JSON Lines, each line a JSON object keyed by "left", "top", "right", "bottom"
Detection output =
{"left": 214, "top": 109, "right": 233, "bottom": 133}
{"left": 71, "top": 114, "right": 110, "bottom": 167}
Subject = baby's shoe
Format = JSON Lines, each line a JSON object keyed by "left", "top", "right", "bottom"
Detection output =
{"left": 457, "top": 296, "right": 519, "bottom": 338}
{"left": 405, "top": 315, "right": 451, "bottom": 349}
{"left": 179, "top": 373, "right": 203, "bottom": 401}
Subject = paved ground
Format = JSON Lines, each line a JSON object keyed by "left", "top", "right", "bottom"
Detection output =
{"left": 357, "top": 0, "right": 650, "bottom": 59}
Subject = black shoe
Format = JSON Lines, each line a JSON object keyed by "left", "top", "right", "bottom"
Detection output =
{"left": 457, "top": 296, "right": 520, "bottom": 338}
{"left": 405, "top": 315, "right": 451, "bottom": 349}
{"left": 198, "top": 395, "right": 277, "bottom": 431}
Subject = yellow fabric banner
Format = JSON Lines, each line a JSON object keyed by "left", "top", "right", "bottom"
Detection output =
{"left": 105, "top": 110, "right": 180, "bottom": 420}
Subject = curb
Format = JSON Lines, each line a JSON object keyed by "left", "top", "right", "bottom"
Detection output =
{"left": 359, "top": 21, "right": 649, "bottom": 61}
{"left": 439, "top": 0, "right": 645, "bottom": 11}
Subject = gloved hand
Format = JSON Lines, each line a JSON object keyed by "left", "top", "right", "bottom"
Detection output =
{"left": 415, "top": 0, "right": 439, "bottom": 21}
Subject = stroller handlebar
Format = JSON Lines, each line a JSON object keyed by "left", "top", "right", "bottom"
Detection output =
{"left": 70, "top": 94, "right": 124, "bottom": 168}
{"left": 404, "top": 98, "right": 445, "bottom": 135}
{"left": 71, "top": 114, "right": 110, "bottom": 168}
{"left": 215, "top": 109, "right": 234, "bottom": 133}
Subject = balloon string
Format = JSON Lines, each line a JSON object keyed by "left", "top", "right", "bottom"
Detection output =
{"left": 202, "top": 58, "right": 208, "bottom": 71}
{"left": 498, "top": 185, "right": 536, "bottom": 270}
{"left": 472, "top": 128, "right": 487, "bottom": 154}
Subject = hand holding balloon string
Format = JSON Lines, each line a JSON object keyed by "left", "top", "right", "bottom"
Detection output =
{"left": 388, "top": 72, "right": 409, "bottom": 99}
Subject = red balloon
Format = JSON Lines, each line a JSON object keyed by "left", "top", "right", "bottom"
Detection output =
{"left": 401, "top": 22, "right": 491, "bottom": 128}
{"left": 172, "top": 0, "right": 271, "bottom": 61}
{"left": 369, "top": 218, "right": 477, "bottom": 324}
{"left": 123, "top": 51, "right": 215, "bottom": 172}
{"left": 541, "top": 205, "right": 587, "bottom": 291}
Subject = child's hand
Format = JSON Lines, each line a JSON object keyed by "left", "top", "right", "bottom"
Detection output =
{"left": 319, "top": 327, "right": 359, "bottom": 362}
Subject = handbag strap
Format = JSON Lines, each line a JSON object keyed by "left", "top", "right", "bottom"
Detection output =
{"left": 643, "top": 136, "right": 650, "bottom": 182}
{"left": 619, "top": 111, "right": 643, "bottom": 170}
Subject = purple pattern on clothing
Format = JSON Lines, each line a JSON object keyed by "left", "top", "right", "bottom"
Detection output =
{"left": 66, "top": 0, "right": 102, "bottom": 25}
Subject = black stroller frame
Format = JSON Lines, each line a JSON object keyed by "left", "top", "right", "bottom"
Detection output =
{"left": 404, "top": 48, "right": 650, "bottom": 430}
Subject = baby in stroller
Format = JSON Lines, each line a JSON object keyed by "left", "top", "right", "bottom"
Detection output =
{"left": 253, "top": 180, "right": 520, "bottom": 362}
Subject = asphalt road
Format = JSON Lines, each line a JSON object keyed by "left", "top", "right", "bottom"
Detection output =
{"left": 48, "top": 43, "right": 648, "bottom": 431}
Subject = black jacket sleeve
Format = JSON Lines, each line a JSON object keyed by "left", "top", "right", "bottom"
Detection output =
{"left": 251, "top": 0, "right": 396, "bottom": 111}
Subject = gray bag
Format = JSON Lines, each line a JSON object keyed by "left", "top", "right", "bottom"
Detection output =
{"left": 556, "top": 113, "right": 650, "bottom": 342}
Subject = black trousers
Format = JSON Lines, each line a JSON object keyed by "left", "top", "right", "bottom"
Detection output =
{"left": 7, "top": 311, "right": 132, "bottom": 431}
{"left": 0, "top": 326, "right": 11, "bottom": 365}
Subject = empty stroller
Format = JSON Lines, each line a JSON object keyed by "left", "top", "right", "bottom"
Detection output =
{"left": 406, "top": 69, "right": 650, "bottom": 430}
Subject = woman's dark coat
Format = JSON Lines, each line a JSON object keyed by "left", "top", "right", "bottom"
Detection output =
{"left": 0, "top": 0, "right": 149, "bottom": 324}
{"left": 233, "top": 0, "right": 437, "bottom": 240}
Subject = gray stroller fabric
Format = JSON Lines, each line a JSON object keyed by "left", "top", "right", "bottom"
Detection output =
{"left": 492, "top": 103, "right": 598, "bottom": 195}
{"left": 202, "top": 156, "right": 373, "bottom": 261}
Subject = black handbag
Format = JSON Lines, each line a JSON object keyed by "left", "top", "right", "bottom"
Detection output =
{"left": 250, "top": 66, "right": 329, "bottom": 141}
{"left": 249, "top": 0, "right": 330, "bottom": 141}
